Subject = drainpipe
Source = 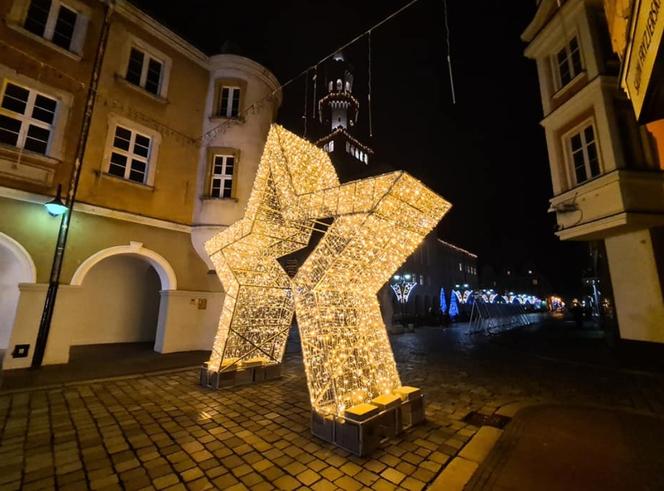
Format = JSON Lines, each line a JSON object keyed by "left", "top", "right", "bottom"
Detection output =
{"left": 31, "top": 1, "right": 115, "bottom": 368}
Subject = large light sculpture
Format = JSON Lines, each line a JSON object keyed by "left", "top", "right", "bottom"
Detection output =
{"left": 204, "top": 125, "right": 451, "bottom": 421}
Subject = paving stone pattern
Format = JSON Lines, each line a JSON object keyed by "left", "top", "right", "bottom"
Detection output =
{"left": 2, "top": 322, "right": 664, "bottom": 490}
{"left": 0, "top": 360, "right": 479, "bottom": 490}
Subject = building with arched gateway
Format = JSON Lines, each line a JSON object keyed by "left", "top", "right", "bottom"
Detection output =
{"left": 0, "top": 0, "right": 281, "bottom": 369}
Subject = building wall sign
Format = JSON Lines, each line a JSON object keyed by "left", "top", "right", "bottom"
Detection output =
{"left": 622, "top": 0, "right": 664, "bottom": 118}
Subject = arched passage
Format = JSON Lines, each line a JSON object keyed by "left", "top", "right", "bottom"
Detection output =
{"left": 71, "top": 242, "right": 176, "bottom": 290}
{"left": 0, "top": 233, "right": 36, "bottom": 349}
{"left": 69, "top": 243, "right": 176, "bottom": 351}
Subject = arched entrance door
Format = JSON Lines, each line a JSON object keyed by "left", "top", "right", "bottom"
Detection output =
{"left": 0, "top": 233, "right": 36, "bottom": 350}
{"left": 69, "top": 243, "right": 176, "bottom": 355}
{"left": 75, "top": 255, "right": 161, "bottom": 348}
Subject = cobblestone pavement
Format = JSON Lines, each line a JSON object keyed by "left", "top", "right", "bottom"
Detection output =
{"left": 1, "top": 317, "right": 663, "bottom": 491}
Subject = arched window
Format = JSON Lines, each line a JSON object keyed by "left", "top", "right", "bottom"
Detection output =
{"left": 336, "top": 79, "right": 342, "bottom": 91}
{"left": 328, "top": 81, "right": 333, "bottom": 92}
{"left": 345, "top": 81, "right": 351, "bottom": 92}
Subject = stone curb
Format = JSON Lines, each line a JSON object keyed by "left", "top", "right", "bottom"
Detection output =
{"left": 427, "top": 400, "right": 542, "bottom": 490}
{"left": 428, "top": 426, "right": 502, "bottom": 490}
{"left": 0, "top": 364, "right": 201, "bottom": 395}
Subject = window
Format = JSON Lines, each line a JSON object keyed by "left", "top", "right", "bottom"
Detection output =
{"left": 24, "top": 0, "right": 80, "bottom": 52}
{"left": 568, "top": 123, "right": 600, "bottom": 184}
{"left": 107, "top": 125, "right": 152, "bottom": 184}
{"left": 218, "top": 86, "right": 240, "bottom": 118}
{"left": 0, "top": 81, "right": 57, "bottom": 155}
{"left": 555, "top": 36, "right": 583, "bottom": 88}
{"left": 125, "top": 47, "right": 163, "bottom": 96}
{"left": 210, "top": 154, "right": 234, "bottom": 198}
{"left": 458, "top": 262, "right": 463, "bottom": 271}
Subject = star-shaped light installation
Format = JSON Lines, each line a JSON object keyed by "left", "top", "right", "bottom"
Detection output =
{"left": 205, "top": 124, "right": 451, "bottom": 416}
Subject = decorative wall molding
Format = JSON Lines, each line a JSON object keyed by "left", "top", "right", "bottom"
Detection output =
{"left": 0, "top": 186, "right": 192, "bottom": 233}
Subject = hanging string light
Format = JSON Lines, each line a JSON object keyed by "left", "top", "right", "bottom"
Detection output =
{"left": 367, "top": 30, "right": 374, "bottom": 137}
{"left": 442, "top": 0, "right": 456, "bottom": 104}
{"left": 303, "top": 67, "right": 309, "bottom": 137}
{"left": 200, "top": 0, "right": 428, "bottom": 144}
{"left": 312, "top": 67, "right": 318, "bottom": 121}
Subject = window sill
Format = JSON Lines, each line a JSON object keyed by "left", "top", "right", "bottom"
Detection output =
{"left": 97, "top": 171, "right": 155, "bottom": 191}
{"left": 0, "top": 143, "right": 61, "bottom": 166}
{"left": 5, "top": 22, "right": 82, "bottom": 61}
{"left": 208, "top": 115, "right": 245, "bottom": 124}
{"left": 552, "top": 71, "right": 586, "bottom": 100}
{"left": 114, "top": 74, "right": 169, "bottom": 104}
{"left": 201, "top": 195, "right": 238, "bottom": 202}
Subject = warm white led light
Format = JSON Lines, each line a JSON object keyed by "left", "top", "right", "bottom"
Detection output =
{"left": 205, "top": 124, "right": 451, "bottom": 416}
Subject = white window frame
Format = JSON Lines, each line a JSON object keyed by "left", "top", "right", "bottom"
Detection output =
{"left": 102, "top": 115, "right": 160, "bottom": 187}
{"left": 0, "top": 80, "right": 57, "bottom": 155}
{"left": 0, "top": 66, "right": 71, "bottom": 162}
{"left": 126, "top": 47, "right": 163, "bottom": 94}
{"left": 210, "top": 154, "right": 235, "bottom": 198}
{"left": 218, "top": 85, "right": 241, "bottom": 118}
{"left": 108, "top": 126, "right": 151, "bottom": 183}
{"left": 552, "top": 34, "right": 584, "bottom": 91}
{"left": 15, "top": 0, "right": 89, "bottom": 55}
{"left": 563, "top": 119, "right": 602, "bottom": 186}
{"left": 119, "top": 36, "right": 172, "bottom": 99}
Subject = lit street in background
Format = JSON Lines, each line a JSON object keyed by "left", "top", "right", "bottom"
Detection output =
{"left": 1, "top": 0, "right": 664, "bottom": 489}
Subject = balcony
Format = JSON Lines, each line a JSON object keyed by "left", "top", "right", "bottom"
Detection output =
{"left": 550, "top": 169, "right": 664, "bottom": 240}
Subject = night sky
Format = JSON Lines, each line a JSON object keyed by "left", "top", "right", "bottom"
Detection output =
{"left": 133, "top": 0, "right": 589, "bottom": 295}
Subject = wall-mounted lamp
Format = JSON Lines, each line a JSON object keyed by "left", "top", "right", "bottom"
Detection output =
{"left": 44, "top": 184, "right": 68, "bottom": 217}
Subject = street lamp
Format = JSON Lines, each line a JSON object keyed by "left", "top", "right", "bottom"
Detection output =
{"left": 44, "top": 184, "right": 68, "bottom": 217}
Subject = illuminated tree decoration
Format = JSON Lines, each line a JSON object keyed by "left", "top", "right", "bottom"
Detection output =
{"left": 205, "top": 124, "right": 451, "bottom": 417}
{"left": 449, "top": 291, "right": 459, "bottom": 319}
{"left": 440, "top": 287, "right": 447, "bottom": 314}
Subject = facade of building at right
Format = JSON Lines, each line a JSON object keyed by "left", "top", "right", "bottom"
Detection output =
{"left": 522, "top": 0, "right": 664, "bottom": 343}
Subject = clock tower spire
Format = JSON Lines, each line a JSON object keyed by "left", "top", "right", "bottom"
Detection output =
{"left": 315, "top": 51, "right": 374, "bottom": 182}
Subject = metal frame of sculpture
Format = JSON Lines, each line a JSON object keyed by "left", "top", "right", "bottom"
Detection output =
{"left": 203, "top": 124, "right": 451, "bottom": 421}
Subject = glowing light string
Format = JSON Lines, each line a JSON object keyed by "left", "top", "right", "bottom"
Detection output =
{"left": 368, "top": 30, "right": 373, "bottom": 137}
{"left": 204, "top": 124, "right": 451, "bottom": 416}
{"left": 442, "top": 0, "right": 456, "bottom": 104}
{"left": 303, "top": 68, "right": 309, "bottom": 137}
{"left": 200, "top": 0, "right": 424, "bottom": 144}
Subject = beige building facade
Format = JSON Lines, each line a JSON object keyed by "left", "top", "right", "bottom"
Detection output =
{"left": 0, "top": 0, "right": 280, "bottom": 369}
{"left": 523, "top": 0, "right": 664, "bottom": 343}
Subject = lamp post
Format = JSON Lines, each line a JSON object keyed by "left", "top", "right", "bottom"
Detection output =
{"left": 32, "top": 2, "right": 114, "bottom": 369}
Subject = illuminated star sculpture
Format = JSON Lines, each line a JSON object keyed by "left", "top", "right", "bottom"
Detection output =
{"left": 205, "top": 124, "right": 451, "bottom": 417}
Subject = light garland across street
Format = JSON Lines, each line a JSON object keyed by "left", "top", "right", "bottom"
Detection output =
{"left": 205, "top": 124, "right": 451, "bottom": 416}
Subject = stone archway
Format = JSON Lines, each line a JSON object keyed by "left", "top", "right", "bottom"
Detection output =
{"left": 0, "top": 232, "right": 36, "bottom": 350}
{"left": 70, "top": 241, "right": 176, "bottom": 290}
{"left": 69, "top": 242, "right": 176, "bottom": 352}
